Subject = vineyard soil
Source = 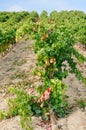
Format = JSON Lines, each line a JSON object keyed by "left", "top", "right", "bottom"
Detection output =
{"left": 0, "top": 41, "right": 86, "bottom": 130}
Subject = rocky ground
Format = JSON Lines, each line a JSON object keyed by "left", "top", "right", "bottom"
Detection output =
{"left": 0, "top": 41, "right": 86, "bottom": 130}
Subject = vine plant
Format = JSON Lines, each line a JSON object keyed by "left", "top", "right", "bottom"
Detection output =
{"left": 33, "top": 21, "right": 86, "bottom": 116}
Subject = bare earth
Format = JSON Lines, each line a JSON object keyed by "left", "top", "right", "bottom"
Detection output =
{"left": 0, "top": 41, "right": 86, "bottom": 130}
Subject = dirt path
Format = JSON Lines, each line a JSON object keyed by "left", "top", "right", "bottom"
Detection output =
{"left": 0, "top": 40, "right": 36, "bottom": 86}
{"left": 0, "top": 41, "right": 86, "bottom": 130}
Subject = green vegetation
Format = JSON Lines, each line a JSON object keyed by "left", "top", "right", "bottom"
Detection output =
{"left": 0, "top": 10, "right": 86, "bottom": 130}
{"left": 0, "top": 10, "right": 86, "bottom": 53}
{"left": 0, "top": 11, "right": 29, "bottom": 53}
